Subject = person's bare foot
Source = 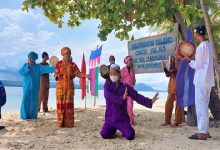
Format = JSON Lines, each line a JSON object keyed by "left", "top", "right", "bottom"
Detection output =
{"left": 161, "top": 123, "right": 171, "bottom": 126}
{"left": 170, "top": 123, "right": 179, "bottom": 127}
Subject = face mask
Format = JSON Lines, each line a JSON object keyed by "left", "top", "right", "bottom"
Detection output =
{"left": 110, "top": 76, "right": 119, "bottom": 82}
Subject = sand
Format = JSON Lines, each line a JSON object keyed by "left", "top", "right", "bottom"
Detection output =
{"left": 0, "top": 101, "right": 220, "bottom": 150}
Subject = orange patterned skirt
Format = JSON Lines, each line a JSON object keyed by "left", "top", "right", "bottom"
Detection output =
{"left": 56, "top": 82, "right": 74, "bottom": 128}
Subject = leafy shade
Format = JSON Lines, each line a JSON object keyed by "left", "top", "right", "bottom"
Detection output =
{"left": 22, "top": 0, "right": 220, "bottom": 50}
{"left": 22, "top": 0, "right": 178, "bottom": 41}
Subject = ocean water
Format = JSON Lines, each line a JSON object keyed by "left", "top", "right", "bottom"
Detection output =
{"left": 1, "top": 87, "right": 168, "bottom": 113}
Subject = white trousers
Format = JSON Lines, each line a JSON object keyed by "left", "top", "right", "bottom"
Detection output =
{"left": 195, "top": 86, "right": 211, "bottom": 134}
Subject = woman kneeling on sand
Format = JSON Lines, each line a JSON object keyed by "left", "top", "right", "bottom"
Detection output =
{"left": 100, "top": 64, "right": 159, "bottom": 140}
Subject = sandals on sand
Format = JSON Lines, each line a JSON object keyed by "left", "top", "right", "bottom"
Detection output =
{"left": 206, "top": 133, "right": 212, "bottom": 138}
{"left": 0, "top": 126, "right": 5, "bottom": 130}
{"left": 188, "top": 134, "right": 206, "bottom": 140}
{"left": 188, "top": 133, "right": 211, "bottom": 140}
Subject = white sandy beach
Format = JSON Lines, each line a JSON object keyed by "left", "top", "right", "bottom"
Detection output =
{"left": 0, "top": 101, "right": 220, "bottom": 150}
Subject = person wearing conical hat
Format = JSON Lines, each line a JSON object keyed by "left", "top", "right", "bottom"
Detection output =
{"left": 54, "top": 47, "right": 90, "bottom": 128}
{"left": 19, "top": 51, "right": 55, "bottom": 120}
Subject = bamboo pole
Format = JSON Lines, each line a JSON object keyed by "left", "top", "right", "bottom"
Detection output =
{"left": 84, "top": 96, "right": 87, "bottom": 110}
{"left": 94, "top": 96, "right": 96, "bottom": 106}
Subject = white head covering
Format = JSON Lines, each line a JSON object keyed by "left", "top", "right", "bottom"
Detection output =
{"left": 110, "top": 64, "right": 120, "bottom": 71}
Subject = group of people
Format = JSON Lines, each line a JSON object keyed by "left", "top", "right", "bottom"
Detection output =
{"left": 19, "top": 47, "right": 90, "bottom": 128}
{"left": 17, "top": 45, "right": 159, "bottom": 140}
{"left": 0, "top": 24, "right": 215, "bottom": 141}
{"left": 161, "top": 24, "right": 214, "bottom": 140}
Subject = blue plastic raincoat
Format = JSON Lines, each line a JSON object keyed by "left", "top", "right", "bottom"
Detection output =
{"left": 19, "top": 63, "right": 55, "bottom": 119}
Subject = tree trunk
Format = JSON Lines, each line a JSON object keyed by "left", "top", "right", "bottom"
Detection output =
{"left": 169, "top": 0, "right": 188, "bottom": 40}
{"left": 209, "top": 71, "right": 220, "bottom": 120}
{"left": 200, "top": 0, "right": 220, "bottom": 89}
{"left": 167, "top": 6, "right": 196, "bottom": 122}
{"left": 200, "top": 0, "right": 220, "bottom": 120}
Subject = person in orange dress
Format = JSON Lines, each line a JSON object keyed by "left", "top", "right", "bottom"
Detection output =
{"left": 54, "top": 47, "right": 90, "bottom": 128}
{"left": 161, "top": 56, "right": 182, "bottom": 127}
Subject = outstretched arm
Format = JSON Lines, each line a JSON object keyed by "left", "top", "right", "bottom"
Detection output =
{"left": 73, "top": 63, "right": 86, "bottom": 78}
{"left": 19, "top": 63, "right": 30, "bottom": 76}
{"left": 126, "top": 84, "right": 153, "bottom": 108}
{"left": 39, "top": 65, "right": 55, "bottom": 74}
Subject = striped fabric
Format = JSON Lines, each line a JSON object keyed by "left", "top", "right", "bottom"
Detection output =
{"left": 88, "top": 46, "right": 102, "bottom": 96}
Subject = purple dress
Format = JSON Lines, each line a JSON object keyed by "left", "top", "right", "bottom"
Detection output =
{"left": 176, "top": 60, "right": 195, "bottom": 107}
{"left": 100, "top": 79, "right": 152, "bottom": 140}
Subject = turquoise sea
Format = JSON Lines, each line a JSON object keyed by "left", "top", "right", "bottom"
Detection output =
{"left": 1, "top": 87, "right": 168, "bottom": 113}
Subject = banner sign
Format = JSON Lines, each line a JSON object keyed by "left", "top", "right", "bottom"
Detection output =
{"left": 128, "top": 32, "right": 178, "bottom": 74}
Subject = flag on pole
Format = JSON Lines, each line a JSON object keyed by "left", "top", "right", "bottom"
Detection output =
{"left": 80, "top": 52, "right": 86, "bottom": 100}
{"left": 88, "top": 46, "right": 102, "bottom": 96}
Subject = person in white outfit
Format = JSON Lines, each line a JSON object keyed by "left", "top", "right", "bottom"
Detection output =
{"left": 187, "top": 24, "right": 214, "bottom": 140}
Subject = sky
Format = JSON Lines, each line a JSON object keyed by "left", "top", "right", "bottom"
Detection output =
{"left": 0, "top": 0, "right": 169, "bottom": 91}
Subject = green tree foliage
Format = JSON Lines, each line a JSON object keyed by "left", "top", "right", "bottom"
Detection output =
{"left": 22, "top": 0, "right": 220, "bottom": 48}
{"left": 22, "top": 0, "right": 178, "bottom": 41}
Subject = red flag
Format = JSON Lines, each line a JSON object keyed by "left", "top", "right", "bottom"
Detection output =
{"left": 80, "top": 52, "right": 86, "bottom": 100}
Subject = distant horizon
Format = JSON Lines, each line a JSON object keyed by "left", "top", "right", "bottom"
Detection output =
{"left": 0, "top": 79, "right": 167, "bottom": 92}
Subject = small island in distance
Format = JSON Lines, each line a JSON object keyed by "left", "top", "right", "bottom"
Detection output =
{"left": 1, "top": 80, "right": 166, "bottom": 92}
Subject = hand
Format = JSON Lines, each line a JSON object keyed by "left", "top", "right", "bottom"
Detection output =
{"left": 182, "top": 56, "right": 190, "bottom": 61}
{"left": 191, "top": 53, "right": 195, "bottom": 60}
{"left": 133, "top": 78, "right": 136, "bottom": 85}
{"left": 86, "top": 74, "right": 91, "bottom": 80}
{"left": 152, "top": 92, "right": 159, "bottom": 104}
{"left": 161, "top": 61, "right": 166, "bottom": 69}
{"left": 123, "top": 87, "right": 128, "bottom": 100}
{"left": 56, "top": 74, "right": 62, "bottom": 80}
{"left": 28, "top": 59, "right": 32, "bottom": 67}
{"left": 175, "top": 55, "right": 181, "bottom": 62}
